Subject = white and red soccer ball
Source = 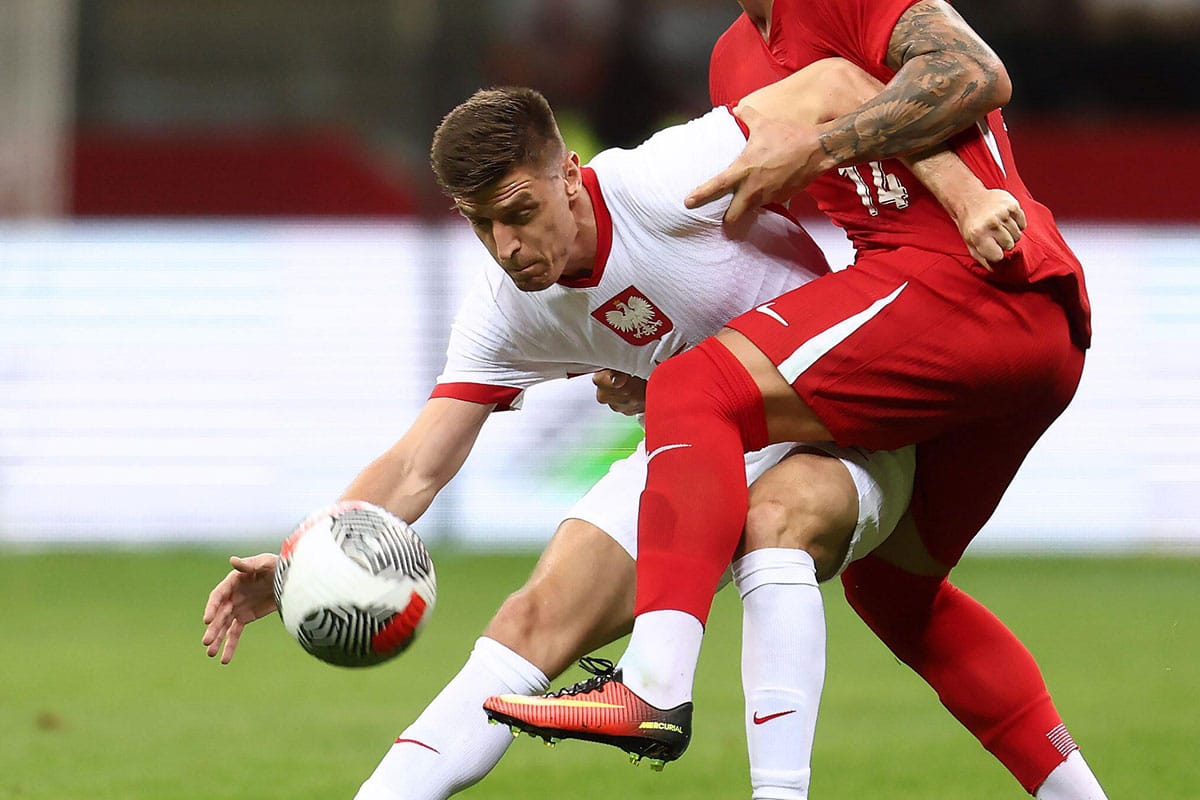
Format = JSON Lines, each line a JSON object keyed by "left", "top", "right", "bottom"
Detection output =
{"left": 273, "top": 501, "right": 436, "bottom": 667}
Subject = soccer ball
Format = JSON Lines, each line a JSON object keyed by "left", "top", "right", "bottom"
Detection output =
{"left": 273, "top": 500, "right": 437, "bottom": 667}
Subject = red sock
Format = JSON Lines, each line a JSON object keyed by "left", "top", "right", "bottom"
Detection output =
{"left": 841, "top": 555, "right": 1076, "bottom": 794}
{"left": 635, "top": 338, "right": 769, "bottom": 623}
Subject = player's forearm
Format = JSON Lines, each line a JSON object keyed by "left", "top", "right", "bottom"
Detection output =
{"left": 339, "top": 397, "right": 491, "bottom": 523}
{"left": 339, "top": 450, "right": 445, "bottom": 523}
{"left": 901, "top": 146, "right": 982, "bottom": 223}
{"left": 814, "top": 0, "right": 1010, "bottom": 169}
{"left": 737, "top": 58, "right": 882, "bottom": 129}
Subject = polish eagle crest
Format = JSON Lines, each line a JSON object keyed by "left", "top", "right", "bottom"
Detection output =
{"left": 591, "top": 285, "right": 674, "bottom": 346}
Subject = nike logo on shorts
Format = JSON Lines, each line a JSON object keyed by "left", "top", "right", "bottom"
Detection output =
{"left": 777, "top": 282, "right": 908, "bottom": 383}
{"left": 752, "top": 709, "right": 797, "bottom": 725}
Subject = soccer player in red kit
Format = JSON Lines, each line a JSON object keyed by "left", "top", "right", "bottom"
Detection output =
{"left": 486, "top": 2, "right": 1108, "bottom": 798}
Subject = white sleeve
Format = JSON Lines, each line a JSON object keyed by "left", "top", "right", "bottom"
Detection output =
{"left": 588, "top": 107, "right": 749, "bottom": 227}
{"left": 433, "top": 274, "right": 560, "bottom": 411}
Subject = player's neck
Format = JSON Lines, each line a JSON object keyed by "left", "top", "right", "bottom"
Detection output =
{"left": 741, "top": 0, "right": 771, "bottom": 40}
{"left": 562, "top": 176, "right": 598, "bottom": 280}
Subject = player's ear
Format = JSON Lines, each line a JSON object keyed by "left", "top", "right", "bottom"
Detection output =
{"left": 563, "top": 151, "right": 582, "bottom": 197}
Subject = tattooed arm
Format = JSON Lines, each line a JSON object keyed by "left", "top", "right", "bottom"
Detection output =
{"left": 688, "top": 0, "right": 1010, "bottom": 222}
{"left": 822, "top": 1, "right": 1011, "bottom": 163}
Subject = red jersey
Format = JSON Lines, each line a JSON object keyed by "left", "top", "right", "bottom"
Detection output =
{"left": 709, "top": 0, "right": 1091, "bottom": 347}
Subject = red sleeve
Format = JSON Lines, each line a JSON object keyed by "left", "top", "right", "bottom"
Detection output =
{"left": 429, "top": 382, "right": 523, "bottom": 412}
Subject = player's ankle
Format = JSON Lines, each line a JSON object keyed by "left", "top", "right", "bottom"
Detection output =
{"left": 617, "top": 609, "right": 703, "bottom": 708}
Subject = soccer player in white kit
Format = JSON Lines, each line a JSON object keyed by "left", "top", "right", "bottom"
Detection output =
{"left": 202, "top": 61, "right": 1024, "bottom": 800}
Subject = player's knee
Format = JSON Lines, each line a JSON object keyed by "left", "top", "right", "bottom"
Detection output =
{"left": 745, "top": 462, "right": 857, "bottom": 579}
{"left": 743, "top": 495, "right": 793, "bottom": 549}
{"left": 485, "top": 585, "right": 559, "bottom": 666}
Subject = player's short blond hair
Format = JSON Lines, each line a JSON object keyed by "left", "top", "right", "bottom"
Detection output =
{"left": 431, "top": 86, "right": 566, "bottom": 200}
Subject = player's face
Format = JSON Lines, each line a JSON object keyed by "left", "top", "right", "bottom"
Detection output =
{"left": 457, "top": 156, "right": 579, "bottom": 293}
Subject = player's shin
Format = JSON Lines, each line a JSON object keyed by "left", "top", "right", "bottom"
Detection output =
{"left": 356, "top": 637, "right": 548, "bottom": 800}
{"left": 735, "top": 548, "right": 824, "bottom": 800}
{"left": 621, "top": 339, "right": 770, "bottom": 709}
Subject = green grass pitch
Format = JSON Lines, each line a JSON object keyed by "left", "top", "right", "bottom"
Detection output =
{"left": 1, "top": 549, "right": 1196, "bottom": 799}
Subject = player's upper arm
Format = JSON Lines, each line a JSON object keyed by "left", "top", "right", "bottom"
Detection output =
{"left": 736, "top": 58, "right": 884, "bottom": 127}
{"left": 885, "top": 0, "right": 1011, "bottom": 107}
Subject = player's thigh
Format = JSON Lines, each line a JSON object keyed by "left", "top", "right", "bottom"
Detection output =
{"left": 742, "top": 443, "right": 915, "bottom": 582}
{"left": 483, "top": 517, "right": 635, "bottom": 679}
{"left": 910, "top": 342, "right": 1083, "bottom": 568}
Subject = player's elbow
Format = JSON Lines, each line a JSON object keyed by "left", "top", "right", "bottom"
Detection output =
{"left": 979, "top": 54, "right": 1012, "bottom": 109}
{"left": 960, "top": 47, "right": 1011, "bottom": 112}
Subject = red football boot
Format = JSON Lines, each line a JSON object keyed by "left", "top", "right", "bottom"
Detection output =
{"left": 483, "top": 657, "right": 692, "bottom": 770}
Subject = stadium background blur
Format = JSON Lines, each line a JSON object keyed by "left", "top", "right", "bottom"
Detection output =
{"left": 2, "top": 4, "right": 1199, "bottom": 800}
{"left": 2, "top": 0, "right": 1198, "bottom": 551}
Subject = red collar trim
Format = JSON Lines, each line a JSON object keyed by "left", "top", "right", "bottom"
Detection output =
{"left": 557, "top": 166, "right": 612, "bottom": 289}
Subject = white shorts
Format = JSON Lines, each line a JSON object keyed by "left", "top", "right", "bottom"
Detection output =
{"left": 565, "top": 439, "right": 915, "bottom": 581}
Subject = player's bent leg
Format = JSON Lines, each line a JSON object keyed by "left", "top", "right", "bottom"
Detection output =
{"left": 485, "top": 340, "right": 786, "bottom": 768}
{"left": 740, "top": 448, "right": 859, "bottom": 579}
{"left": 483, "top": 521, "right": 696, "bottom": 769}
{"left": 843, "top": 516, "right": 1106, "bottom": 797}
{"left": 714, "top": 327, "right": 835, "bottom": 445}
{"left": 483, "top": 518, "right": 636, "bottom": 679}
{"left": 357, "top": 520, "right": 635, "bottom": 800}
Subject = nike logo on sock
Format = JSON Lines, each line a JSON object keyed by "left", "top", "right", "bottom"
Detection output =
{"left": 647, "top": 443, "right": 692, "bottom": 462}
{"left": 394, "top": 738, "right": 440, "bottom": 753}
{"left": 752, "top": 709, "right": 797, "bottom": 725}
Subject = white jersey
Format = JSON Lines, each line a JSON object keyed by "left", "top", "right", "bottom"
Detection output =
{"left": 433, "top": 107, "right": 830, "bottom": 410}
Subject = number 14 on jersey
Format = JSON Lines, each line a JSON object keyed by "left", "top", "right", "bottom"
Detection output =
{"left": 838, "top": 161, "right": 910, "bottom": 216}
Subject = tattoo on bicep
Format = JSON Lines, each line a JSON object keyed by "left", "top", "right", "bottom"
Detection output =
{"left": 818, "top": 0, "right": 1002, "bottom": 164}
{"left": 886, "top": 0, "right": 995, "bottom": 73}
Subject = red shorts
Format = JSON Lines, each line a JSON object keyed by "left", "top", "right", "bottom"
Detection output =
{"left": 726, "top": 247, "right": 1086, "bottom": 565}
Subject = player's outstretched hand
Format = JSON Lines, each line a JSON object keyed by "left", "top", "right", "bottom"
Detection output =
{"left": 685, "top": 104, "right": 829, "bottom": 224}
{"left": 957, "top": 189, "right": 1027, "bottom": 270}
{"left": 592, "top": 369, "right": 647, "bottom": 416}
{"left": 202, "top": 553, "right": 279, "bottom": 664}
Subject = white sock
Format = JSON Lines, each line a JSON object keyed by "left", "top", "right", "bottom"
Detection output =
{"left": 734, "top": 548, "right": 824, "bottom": 800}
{"left": 616, "top": 609, "right": 704, "bottom": 708}
{"left": 1035, "top": 751, "right": 1108, "bottom": 800}
{"left": 354, "top": 637, "right": 548, "bottom": 800}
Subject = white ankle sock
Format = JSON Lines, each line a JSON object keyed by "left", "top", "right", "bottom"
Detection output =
{"left": 1035, "top": 751, "right": 1108, "bottom": 800}
{"left": 616, "top": 609, "right": 704, "bottom": 708}
{"left": 734, "top": 548, "right": 824, "bottom": 800}
{"left": 354, "top": 637, "right": 548, "bottom": 800}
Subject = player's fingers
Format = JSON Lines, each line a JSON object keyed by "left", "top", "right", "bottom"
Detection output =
{"left": 221, "top": 621, "right": 245, "bottom": 665}
{"left": 234, "top": 553, "right": 277, "bottom": 574}
{"left": 1002, "top": 217, "right": 1023, "bottom": 246}
{"left": 686, "top": 163, "right": 746, "bottom": 210}
{"left": 724, "top": 185, "right": 761, "bottom": 224}
{"left": 974, "top": 238, "right": 1004, "bottom": 266}
{"left": 202, "top": 604, "right": 233, "bottom": 648}
{"left": 1012, "top": 204, "right": 1028, "bottom": 230}
{"left": 995, "top": 228, "right": 1016, "bottom": 251}
{"left": 202, "top": 573, "right": 236, "bottom": 623}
